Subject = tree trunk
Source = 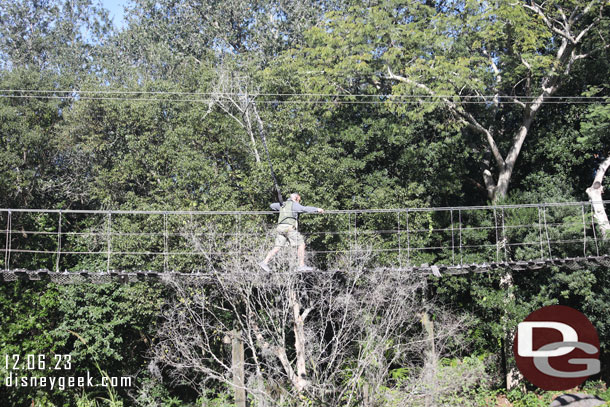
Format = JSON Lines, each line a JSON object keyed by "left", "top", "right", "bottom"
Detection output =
{"left": 492, "top": 115, "right": 534, "bottom": 202}
{"left": 244, "top": 113, "right": 262, "bottom": 163}
{"left": 500, "top": 272, "right": 523, "bottom": 390}
{"left": 586, "top": 156, "right": 610, "bottom": 239}
{"left": 289, "top": 288, "right": 310, "bottom": 393}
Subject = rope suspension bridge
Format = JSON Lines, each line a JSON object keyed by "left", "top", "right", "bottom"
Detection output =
{"left": 1, "top": 201, "right": 608, "bottom": 284}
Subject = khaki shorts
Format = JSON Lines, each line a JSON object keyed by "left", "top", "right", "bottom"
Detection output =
{"left": 274, "top": 224, "right": 305, "bottom": 247}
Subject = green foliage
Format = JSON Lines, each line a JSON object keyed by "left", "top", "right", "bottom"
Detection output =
{"left": 0, "top": 70, "right": 65, "bottom": 208}
{"left": 0, "top": 0, "right": 111, "bottom": 77}
{"left": 0, "top": 282, "right": 61, "bottom": 405}
{"left": 52, "top": 283, "right": 164, "bottom": 376}
{"left": 506, "top": 388, "right": 556, "bottom": 407}
{"left": 76, "top": 389, "right": 124, "bottom": 407}
{"left": 197, "top": 389, "right": 234, "bottom": 407}
{"left": 0, "top": 281, "right": 163, "bottom": 406}
{"left": 0, "top": 0, "right": 609, "bottom": 404}
{"left": 70, "top": 330, "right": 125, "bottom": 407}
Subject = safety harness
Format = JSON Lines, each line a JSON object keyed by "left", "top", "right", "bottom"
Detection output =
{"left": 278, "top": 200, "right": 297, "bottom": 226}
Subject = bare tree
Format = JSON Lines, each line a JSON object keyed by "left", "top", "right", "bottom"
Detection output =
{"left": 149, "top": 221, "right": 476, "bottom": 406}
{"left": 206, "top": 69, "right": 263, "bottom": 163}
{"left": 205, "top": 69, "right": 283, "bottom": 201}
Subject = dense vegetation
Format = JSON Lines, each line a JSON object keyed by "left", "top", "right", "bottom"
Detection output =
{"left": 0, "top": 0, "right": 609, "bottom": 405}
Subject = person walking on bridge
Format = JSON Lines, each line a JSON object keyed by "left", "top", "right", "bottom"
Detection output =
{"left": 259, "top": 193, "right": 325, "bottom": 272}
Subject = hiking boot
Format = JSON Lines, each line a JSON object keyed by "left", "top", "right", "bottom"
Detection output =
{"left": 258, "top": 262, "right": 271, "bottom": 272}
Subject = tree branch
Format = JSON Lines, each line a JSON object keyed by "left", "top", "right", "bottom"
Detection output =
{"left": 483, "top": 49, "right": 502, "bottom": 109}
{"left": 386, "top": 66, "right": 505, "bottom": 169}
{"left": 574, "top": 13, "right": 603, "bottom": 44}
{"left": 523, "top": 2, "right": 573, "bottom": 40}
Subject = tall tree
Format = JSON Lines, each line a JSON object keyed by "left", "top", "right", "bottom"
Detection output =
{"left": 111, "top": 0, "right": 349, "bottom": 82}
{"left": 289, "top": 0, "right": 609, "bottom": 202}
{"left": 0, "top": 0, "right": 111, "bottom": 81}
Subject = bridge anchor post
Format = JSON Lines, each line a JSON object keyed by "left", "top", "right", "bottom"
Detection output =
{"left": 223, "top": 329, "right": 246, "bottom": 407}
{"left": 421, "top": 312, "right": 437, "bottom": 407}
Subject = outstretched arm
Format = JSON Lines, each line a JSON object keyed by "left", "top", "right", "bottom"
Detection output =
{"left": 270, "top": 202, "right": 281, "bottom": 211}
{"left": 292, "top": 202, "right": 324, "bottom": 213}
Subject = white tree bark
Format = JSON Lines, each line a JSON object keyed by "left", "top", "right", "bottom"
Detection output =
{"left": 289, "top": 287, "right": 312, "bottom": 393}
{"left": 586, "top": 156, "right": 610, "bottom": 239}
{"left": 210, "top": 71, "right": 262, "bottom": 163}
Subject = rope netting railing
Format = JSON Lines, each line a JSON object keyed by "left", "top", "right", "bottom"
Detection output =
{"left": 0, "top": 201, "right": 608, "bottom": 281}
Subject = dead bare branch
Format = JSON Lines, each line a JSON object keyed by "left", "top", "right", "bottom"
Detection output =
{"left": 150, "top": 224, "right": 475, "bottom": 405}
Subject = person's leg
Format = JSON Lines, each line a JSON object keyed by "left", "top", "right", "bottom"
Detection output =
{"left": 260, "top": 231, "right": 286, "bottom": 271}
{"left": 289, "top": 230, "right": 308, "bottom": 267}
{"left": 263, "top": 246, "right": 281, "bottom": 264}
{"left": 295, "top": 243, "right": 314, "bottom": 271}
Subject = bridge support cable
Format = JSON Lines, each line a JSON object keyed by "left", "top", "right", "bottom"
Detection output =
{"left": 56, "top": 211, "right": 62, "bottom": 272}
{"left": 590, "top": 204, "right": 600, "bottom": 256}
{"left": 354, "top": 213, "right": 358, "bottom": 254}
{"left": 582, "top": 203, "right": 588, "bottom": 257}
{"left": 164, "top": 212, "right": 169, "bottom": 273}
{"left": 458, "top": 210, "right": 463, "bottom": 266}
{"left": 106, "top": 213, "right": 112, "bottom": 273}
{"left": 406, "top": 209, "right": 411, "bottom": 265}
{"left": 537, "top": 207, "right": 544, "bottom": 259}
{"left": 237, "top": 214, "right": 242, "bottom": 270}
{"left": 501, "top": 208, "right": 508, "bottom": 262}
{"left": 494, "top": 208, "right": 500, "bottom": 263}
{"left": 0, "top": 201, "right": 608, "bottom": 283}
{"left": 450, "top": 209, "right": 455, "bottom": 265}
{"left": 4, "top": 210, "right": 11, "bottom": 271}
{"left": 542, "top": 205, "right": 552, "bottom": 258}
{"left": 397, "top": 212, "right": 402, "bottom": 270}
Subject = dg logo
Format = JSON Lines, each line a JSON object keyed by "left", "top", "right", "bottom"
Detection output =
{"left": 514, "top": 305, "right": 600, "bottom": 391}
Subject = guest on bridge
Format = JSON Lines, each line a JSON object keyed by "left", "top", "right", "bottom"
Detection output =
{"left": 259, "top": 193, "right": 325, "bottom": 272}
